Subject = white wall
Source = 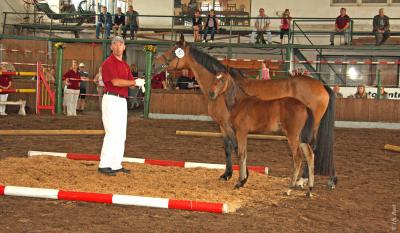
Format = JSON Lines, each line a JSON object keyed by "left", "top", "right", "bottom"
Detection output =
{"left": 134, "top": 0, "right": 174, "bottom": 27}
{"left": 0, "top": 0, "right": 33, "bottom": 27}
{"left": 251, "top": 0, "right": 400, "bottom": 30}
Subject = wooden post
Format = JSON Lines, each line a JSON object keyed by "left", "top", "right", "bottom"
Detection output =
{"left": 384, "top": 144, "right": 400, "bottom": 153}
{"left": 176, "top": 130, "right": 287, "bottom": 141}
{"left": 0, "top": 130, "right": 105, "bottom": 135}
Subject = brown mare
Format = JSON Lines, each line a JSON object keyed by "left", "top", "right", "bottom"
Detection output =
{"left": 210, "top": 72, "right": 315, "bottom": 196}
{"left": 155, "top": 35, "right": 337, "bottom": 189}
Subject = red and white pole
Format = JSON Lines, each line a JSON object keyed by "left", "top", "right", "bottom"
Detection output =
{"left": 28, "top": 151, "right": 269, "bottom": 175}
{"left": 0, "top": 185, "right": 228, "bottom": 213}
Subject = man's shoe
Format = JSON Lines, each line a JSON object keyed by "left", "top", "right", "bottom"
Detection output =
{"left": 98, "top": 167, "right": 116, "bottom": 176}
{"left": 330, "top": 42, "right": 334, "bottom": 46}
{"left": 113, "top": 167, "right": 131, "bottom": 174}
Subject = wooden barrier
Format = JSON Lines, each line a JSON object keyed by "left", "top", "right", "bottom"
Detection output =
{"left": 384, "top": 144, "right": 400, "bottom": 153}
{"left": 150, "top": 90, "right": 400, "bottom": 123}
{"left": 0, "top": 130, "right": 105, "bottom": 135}
{"left": 176, "top": 130, "right": 287, "bottom": 141}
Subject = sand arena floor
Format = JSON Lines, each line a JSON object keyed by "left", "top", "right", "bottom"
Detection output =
{"left": 0, "top": 112, "right": 399, "bottom": 232}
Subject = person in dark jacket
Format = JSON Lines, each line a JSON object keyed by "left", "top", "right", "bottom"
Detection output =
{"left": 373, "top": 8, "right": 390, "bottom": 46}
{"left": 202, "top": 9, "right": 218, "bottom": 43}
{"left": 113, "top": 7, "right": 125, "bottom": 37}
{"left": 96, "top": 6, "right": 112, "bottom": 39}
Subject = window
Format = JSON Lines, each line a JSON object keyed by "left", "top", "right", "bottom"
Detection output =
{"left": 173, "top": 0, "right": 251, "bottom": 26}
{"left": 332, "top": 0, "right": 394, "bottom": 4}
{"left": 332, "top": 0, "right": 357, "bottom": 3}
{"left": 317, "top": 55, "right": 399, "bottom": 86}
{"left": 362, "top": 0, "right": 387, "bottom": 3}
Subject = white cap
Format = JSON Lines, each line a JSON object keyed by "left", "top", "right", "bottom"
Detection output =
{"left": 79, "top": 63, "right": 85, "bottom": 67}
{"left": 111, "top": 36, "right": 125, "bottom": 44}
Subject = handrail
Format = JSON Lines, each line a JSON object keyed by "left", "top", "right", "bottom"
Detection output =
{"left": 292, "top": 19, "right": 346, "bottom": 84}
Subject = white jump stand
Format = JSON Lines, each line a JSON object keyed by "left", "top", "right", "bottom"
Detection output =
{"left": 0, "top": 100, "right": 26, "bottom": 116}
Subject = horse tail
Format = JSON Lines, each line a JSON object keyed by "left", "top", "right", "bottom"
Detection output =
{"left": 313, "top": 85, "right": 336, "bottom": 176}
{"left": 300, "top": 107, "right": 314, "bottom": 144}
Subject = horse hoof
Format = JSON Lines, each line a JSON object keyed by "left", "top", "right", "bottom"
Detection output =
{"left": 234, "top": 181, "right": 245, "bottom": 189}
{"left": 284, "top": 190, "right": 291, "bottom": 196}
{"left": 327, "top": 176, "right": 338, "bottom": 190}
{"left": 306, "top": 191, "right": 313, "bottom": 198}
{"left": 219, "top": 173, "right": 232, "bottom": 181}
{"left": 295, "top": 178, "right": 308, "bottom": 189}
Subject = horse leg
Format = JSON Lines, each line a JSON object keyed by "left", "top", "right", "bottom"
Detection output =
{"left": 234, "top": 131, "right": 248, "bottom": 189}
{"left": 219, "top": 126, "right": 236, "bottom": 181}
{"left": 285, "top": 138, "right": 302, "bottom": 196}
{"left": 300, "top": 143, "right": 315, "bottom": 198}
{"left": 328, "top": 169, "right": 338, "bottom": 190}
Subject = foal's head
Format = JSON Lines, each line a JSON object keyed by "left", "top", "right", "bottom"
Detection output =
{"left": 208, "top": 72, "right": 231, "bottom": 100}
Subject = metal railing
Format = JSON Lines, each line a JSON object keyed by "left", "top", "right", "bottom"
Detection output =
{"left": 5, "top": 11, "right": 400, "bottom": 42}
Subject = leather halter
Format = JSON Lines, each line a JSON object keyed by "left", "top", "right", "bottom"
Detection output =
{"left": 160, "top": 46, "right": 183, "bottom": 70}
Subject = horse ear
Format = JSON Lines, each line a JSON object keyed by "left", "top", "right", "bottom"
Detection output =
{"left": 179, "top": 33, "right": 185, "bottom": 43}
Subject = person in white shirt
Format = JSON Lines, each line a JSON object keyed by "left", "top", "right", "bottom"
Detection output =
{"left": 255, "top": 8, "right": 272, "bottom": 44}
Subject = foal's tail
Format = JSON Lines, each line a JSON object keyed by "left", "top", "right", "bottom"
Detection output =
{"left": 300, "top": 107, "right": 315, "bottom": 144}
{"left": 313, "top": 86, "right": 336, "bottom": 176}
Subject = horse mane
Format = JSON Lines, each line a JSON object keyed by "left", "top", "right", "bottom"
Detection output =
{"left": 189, "top": 46, "right": 227, "bottom": 74}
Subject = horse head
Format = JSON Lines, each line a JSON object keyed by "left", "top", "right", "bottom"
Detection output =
{"left": 155, "top": 34, "right": 191, "bottom": 70}
{"left": 208, "top": 71, "right": 230, "bottom": 100}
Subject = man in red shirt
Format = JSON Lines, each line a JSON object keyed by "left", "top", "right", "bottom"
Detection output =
{"left": 0, "top": 64, "right": 12, "bottom": 116}
{"left": 330, "top": 8, "right": 351, "bottom": 46}
{"left": 63, "top": 60, "right": 81, "bottom": 116}
{"left": 98, "top": 36, "right": 145, "bottom": 176}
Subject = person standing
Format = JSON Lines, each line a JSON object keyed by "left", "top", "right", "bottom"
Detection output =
{"left": 98, "top": 36, "right": 145, "bottom": 176}
{"left": 279, "top": 9, "right": 291, "bottom": 44}
{"left": 333, "top": 84, "right": 343, "bottom": 98}
{"left": 93, "top": 66, "right": 104, "bottom": 111}
{"left": 353, "top": 84, "right": 369, "bottom": 99}
{"left": 96, "top": 6, "right": 112, "bottom": 39}
{"left": 203, "top": 9, "right": 218, "bottom": 43}
{"left": 124, "top": 5, "right": 139, "bottom": 40}
{"left": 373, "top": 8, "right": 390, "bottom": 46}
{"left": 63, "top": 60, "right": 81, "bottom": 116}
{"left": 330, "top": 8, "right": 351, "bottom": 46}
{"left": 77, "top": 62, "right": 89, "bottom": 113}
{"left": 257, "top": 61, "right": 270, "bottom": 80}
{"left": 0, "top": 64, "right": 12, "bottom": 116}
{"left": 192, "top": 10, "right": 203, "bottom": 42}
{"left": 255, "top": 8, "right": 272, "bottom": 44}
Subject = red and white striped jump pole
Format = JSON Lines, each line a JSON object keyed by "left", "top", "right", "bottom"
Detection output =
{"left": 0, "top": 71, "right": 37, "bottom": 76}
{"left": 0, "top": 185, "right": 228, "bottom": 213}
{"left": 27, "top": 151, "right": 269, "bottom": 175}
{"left": 0, "top": 89, "right": 36, "bottom": 93}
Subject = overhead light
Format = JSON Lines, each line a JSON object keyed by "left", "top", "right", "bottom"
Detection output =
{"left": 347, "top": 67, "right": 359, "bottom": 80}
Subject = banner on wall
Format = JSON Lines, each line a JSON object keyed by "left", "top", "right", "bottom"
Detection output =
{"left": 337, "top": 87, "right": 400, "bottom": 100}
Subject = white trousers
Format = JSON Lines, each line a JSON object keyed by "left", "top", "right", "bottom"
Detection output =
{"left": 0, "top": 94, "right": 8, "bottom": 114}
{"left": 99, "top": 94, "right": 127, "bottom": 170}
{"left": 64, "top": 88, "right": 80, "bottom": 116}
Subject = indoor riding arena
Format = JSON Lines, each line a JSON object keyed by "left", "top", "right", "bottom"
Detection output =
{"left": 0, "top": 0, "right": 399, "bottom": 232}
